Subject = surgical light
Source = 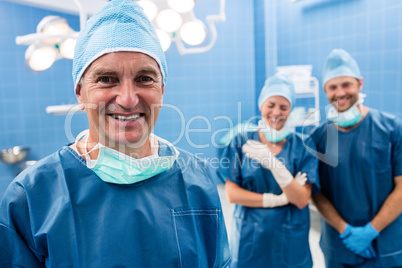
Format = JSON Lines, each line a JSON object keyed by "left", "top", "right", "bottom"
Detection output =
{"left": 60, "top": 38, "right": 77, "bottom": 59}
{"left": 156, "top": 9, "right": 182, "bottom": 33}
{"left": 156, "top": 29, "right": 172, "bottom": 52}
{"left": 138, "top": 0, "right": 226, "bottom": 55}
{"left": 180, "top": 21, "right": 206, "bottom": 46}
{"left": 16, "top": 15, "right": 79, "bottom": 72}
{"left": 137, "top": 0, "right": 158, "bottom": 21}
{"left": 167, "top": 0, "right": 195, "bottom": 13}
{"left": 26, "top": 45, "right": 57, "bottom": 72}
{"left": 37, "top": 16, "right": 70, "bottom": 44}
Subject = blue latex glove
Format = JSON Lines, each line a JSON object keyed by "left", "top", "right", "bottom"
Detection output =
{"left": 339, "top": 223, "right": 379, "bottom": 259}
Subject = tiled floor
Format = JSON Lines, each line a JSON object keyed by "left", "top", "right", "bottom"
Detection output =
{"left": 217, "top": 185, "right": 325, "bottom": 268}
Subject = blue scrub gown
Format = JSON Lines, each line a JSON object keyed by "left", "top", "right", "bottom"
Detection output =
{"left": 311, "top": 109, "right": 402, "bottom": 267}
{"left": 0, "top": 142, "right": 231, "bottom": 267}
{"left": 219, "top": 131, "right": 319, "bottom": 268}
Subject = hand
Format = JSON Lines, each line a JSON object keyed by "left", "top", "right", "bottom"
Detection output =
{"left": 294, "top": 172, "right": 307, "bottom": 185}
{"left": 242, "top": 140, "right": 276, "bottom": 169}
{"left": 242, "top": 140, "right": 292, "bottom": 188}
{"left": 263, "top": 193, "right": 289, "bottom": 208}
{"left": 339, "top": 223, "right": 379, "bottom": 259}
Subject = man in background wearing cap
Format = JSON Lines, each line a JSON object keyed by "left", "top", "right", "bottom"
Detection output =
{"left": 0, "top": 1, "right": 230, "bottom": 267}
{"left": 310, "top": 49, "right": 402, "bottom": 268}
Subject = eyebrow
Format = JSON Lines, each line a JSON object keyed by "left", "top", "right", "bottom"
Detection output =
{"left": 136, "top": 67, "right": 161, "bottom": 78}
{"left": 89, "top": 67, "right": 161, "bottom": 79}
{"left": 89, "top": 69, "right": 119, "bottom": 79}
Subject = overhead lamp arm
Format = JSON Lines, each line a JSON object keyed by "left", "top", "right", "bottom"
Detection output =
{"left": 176, "top": 0, "right": 225, "bottom": 55}
{"left": 72, "top": 0, "right": 87, "bottom": 30}
{"left": 16, "top": 32, "right": 79, "bottom": 46}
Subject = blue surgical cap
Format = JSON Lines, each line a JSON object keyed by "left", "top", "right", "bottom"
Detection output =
{"left": 258, "top": 73, "right": 296, "bottom": 110}
{"left": 322, "top": 49, "right": 361, "bottom": 86}
{"left": 72, "top": 0, "right": 167, "bottom": 90}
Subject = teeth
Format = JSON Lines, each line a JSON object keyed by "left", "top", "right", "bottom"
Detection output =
{"left": 111, "top": 114, "right": 141, "bottom": 121}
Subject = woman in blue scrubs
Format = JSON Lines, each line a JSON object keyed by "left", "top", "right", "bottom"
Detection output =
{"left": 220, "top": 73, "right": 319, "bottom": 268}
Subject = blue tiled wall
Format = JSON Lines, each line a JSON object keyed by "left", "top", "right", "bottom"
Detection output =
{"left": 254, "top": 0, "right": 278, "bottom": 115}
{"left": 0, "top": 0, "right": 256, "bottom": 196}
{"left": 276, "top": 0, "right": 402, "bottom": 118}
{"left": 0, "top": 2, "right": 88, "bottom": 197}
{"left": 254, "top": 0, "right": 267, "bottom": 116}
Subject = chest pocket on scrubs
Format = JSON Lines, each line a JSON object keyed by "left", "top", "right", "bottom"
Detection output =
{"left": 172, "top": 208, "right": 219, "bottom": 268}
{"left": 366, "top": 142, "right": 392, "bottom": 173}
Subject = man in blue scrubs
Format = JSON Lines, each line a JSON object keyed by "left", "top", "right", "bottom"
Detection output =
{"left": 311, "top": 49, "right": 402, "bottom": 268}
{"left": 0, "top": 1, "right": 230, "bottom": 267}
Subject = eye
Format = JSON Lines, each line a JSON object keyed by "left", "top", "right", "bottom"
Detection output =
{"left": 98, "top": 77, "right": 117, "bottom": 84}
{"left": 342, "top": 82, "right": 352, "bottom": 88}
{"left": 141, "top": 76, "right": 152, "bottom": 82}
{"left": 136, "top": 76, "right": 155, "bottom": 86}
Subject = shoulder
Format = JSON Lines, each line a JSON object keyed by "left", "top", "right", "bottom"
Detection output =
{"left": 365, "top": 109, "right": 402, "bottom": 141}
{"left": 220, "top": 131, "right": 258, "bottom": 153}
{"left": 309, "top": 121, "right": 330, "bottom": 143}
{"left": 286, "top": 132, "right": 317, "bottom": 157}
{"left": 175, "top": 147, "right": 211, "bottom": 172}
{"left": 290, "top": 132, "right": 316, "bottom": 147}
{"left": 369, "top": 108, "right": 402, "bottom": 127}
{"left": 174, "top": 147, "right": 222, "bottom": 187}
{"left": 2, "top": 147, "right": 80, "bottom": 199}
{"left": 232, "top": 130, "right": 259, "bottom": 145}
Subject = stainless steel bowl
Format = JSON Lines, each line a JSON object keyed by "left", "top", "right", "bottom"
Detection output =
{"left": 0, "top": 146, "right": 30, "bottom": 164}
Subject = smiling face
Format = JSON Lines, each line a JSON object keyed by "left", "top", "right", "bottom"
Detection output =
{"left": 260, "top": 96, "right": 291, "bottom": 130}
{"left": 324, "top": 76, "right": 363, "bottom": 112}
{"left": 76, "top": 51, "right": 164, "bottom": 152}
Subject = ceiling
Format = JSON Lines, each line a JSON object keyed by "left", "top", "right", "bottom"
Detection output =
{"left": 8, "top": 0, "right": 109, "bottom": 16}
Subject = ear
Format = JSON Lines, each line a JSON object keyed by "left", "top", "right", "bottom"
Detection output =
{"left": 159, "top": 84, "right": 165, "bottom": 108}
{"left": 75, "top": 83, "right": 86, "bottom": 110}
{"left": 323, "top": 83, "right": 327, "bottom": 93}
{"left": 358, "top": 77, "right": 364, "bottom": 91}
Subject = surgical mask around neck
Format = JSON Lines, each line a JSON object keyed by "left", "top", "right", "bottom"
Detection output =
{"left": 327, "top": 93, "right": 365, "bottom": 128}
{"left": 258, "top": 119, "right": 292, "bottom": 143}
{"left": 75, "top": 130, "right": 179, "bottom": 184}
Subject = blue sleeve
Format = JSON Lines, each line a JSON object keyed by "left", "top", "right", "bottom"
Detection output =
{"left": 0, "top": 182, "right": 45, "bottom": 267}
{"left": 392, "top": 118, "right": 402, "bottom": 176}
{"left": 218, "top": 134, "right": 244, "bottom": 185}
{"left": 298, "top": 136, "right": 320, "bottom": 195}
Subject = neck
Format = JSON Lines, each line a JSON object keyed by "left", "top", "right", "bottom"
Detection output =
{"left": 336, "top": 105, "right": 369, "bottom": 132}
{"left": 258, "top": 129, "right": 287, "bottom": 154}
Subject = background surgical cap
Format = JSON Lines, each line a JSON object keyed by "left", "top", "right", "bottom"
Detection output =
{"left": 72, "top": 0, "right": 167, "bottom": 90}
{"left": 322, "top": 49, "right": 361, "bottom": 86}
{"left": 258, "top": 73, "right": 296, "bottom": 110}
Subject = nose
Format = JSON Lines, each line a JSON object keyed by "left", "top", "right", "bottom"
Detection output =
{"left": 272, "top": 107, "right": 281, "bottom": 117}
{"left": 334, "top": 87, "right": 346, "bottom": 99}
{"left": 115, "top": 80, "right": 139, "bottom": 109}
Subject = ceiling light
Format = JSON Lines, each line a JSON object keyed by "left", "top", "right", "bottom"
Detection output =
{"left": 137, "top": 0, "right": 158, "bottom": 21}
{"left": 59, "top": 38, "right": 77, "bottom": 59}
{"left": 156, "top": 9, "right": 182, "bottom": 32}
{"left": 180, "top": 21, "right": 206, "bottom": 46}
{"left": 167, "top": 0, "right": 195, "bottom": 13}
{"left": 26, "top": 45, "right": 57, "bottom": 72}
{"left": 37, "top": 16, "right": 71, "bottom": 44}
{"left": 156, "top": 29, "right": 171, "bottom": 52}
